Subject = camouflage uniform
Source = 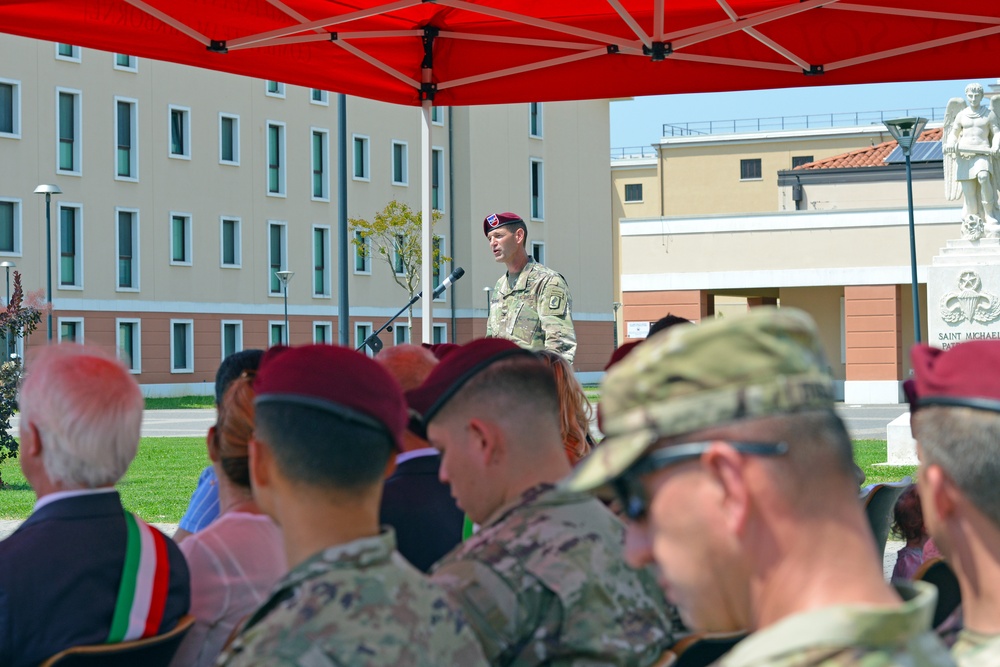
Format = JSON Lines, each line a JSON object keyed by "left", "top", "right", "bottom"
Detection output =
{"left": 487, "top": 259, "right": 576, "bottom": 362}
{"left": 952, "top": 629, "right": 1000, "bottom": 666}
{"left": 430, "top": 483, "right": 676, "bottom": 666}
{"left": 715, "top": 581, "right": 953, "bottom": 666}
{"left": 217, "top": 530, "right": 487, "bottom": 667}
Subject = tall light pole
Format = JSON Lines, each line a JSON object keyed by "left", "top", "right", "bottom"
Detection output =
{"left": 613, "top": 301, "right": 622, "bottom": 349}
{"left": 483, "top": 286, "right": 492, "bottom": 331}
{"left": 33, "top": 184, "right": 62, "bottom": 342}
{"left": 0, "top": 261, "right": 14, "bottom": 357}
{"left": 883, "top": 117, "right": 928, "bottom": 344}
{"left": 276, "top": 270, "right": 295, "bottom": 345}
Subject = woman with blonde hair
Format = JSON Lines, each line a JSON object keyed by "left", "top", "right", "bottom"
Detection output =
{"left": 535, "top": 350, "right": 595, "bottom": 465}
{"left": 171, "top": 372, "right": 287, "bottom": 667}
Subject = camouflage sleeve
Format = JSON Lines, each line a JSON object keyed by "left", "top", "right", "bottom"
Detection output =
{"left": 431, "top": 559, "right": 537, "bottom": 664}
{"left": 537, "top": 273, "right": 577, "bottom": 363}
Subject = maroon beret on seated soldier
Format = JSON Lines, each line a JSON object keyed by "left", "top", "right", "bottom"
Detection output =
{"left": 906, "top": 341, "right": 1000, "bottom": 413}
{"left": 406, "top": 338, "right": 536, "bottom": 434}
{"left": 253, "top": 344, "right": 409, "bottom": 449}
{"left": 482, "top": 212, "right": 524, "bottom": 236}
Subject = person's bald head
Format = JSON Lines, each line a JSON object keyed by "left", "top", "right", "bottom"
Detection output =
{"left": 377, "top": 344, "right": 437, "bottom": 392}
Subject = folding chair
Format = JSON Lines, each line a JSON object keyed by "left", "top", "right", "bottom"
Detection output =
{"left": 914, "top": 557, "right": 962, "bottom": 628}
{"left": 40, "top": 614, "right": 195, "bottom": 667}
{"left": 863, "top": 481, "right": 910, "bottom": 564}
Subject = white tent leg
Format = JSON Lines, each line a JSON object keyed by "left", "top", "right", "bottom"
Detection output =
{"left": 421, "top": 98, "right": 433, "bottom": 345}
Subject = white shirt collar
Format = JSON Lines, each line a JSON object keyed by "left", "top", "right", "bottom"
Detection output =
{"left": 34, "top": 487, "right": 117, "bottom": 512}
{"left": 394, "top": 448, "right": 439, "bottom": 465}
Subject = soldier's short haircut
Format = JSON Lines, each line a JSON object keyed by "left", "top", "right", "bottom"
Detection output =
{"left": 509, "top": 220, "right": 528, "bottom": 246}
{"left": 443, "top": 355, "right": 558, "bottom": 427}
{"left": 913, "top": 406, "right": 1000, "bottom": 528}
{"left": 255, "top": 402, "right": 394, "bottom": 490}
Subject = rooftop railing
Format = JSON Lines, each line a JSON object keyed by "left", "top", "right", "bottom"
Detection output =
{"left": 610, "top": 146, "right": 658, "bottom": 160}
{"left": 660, "top": 107, "right": 946, "bottom": 138}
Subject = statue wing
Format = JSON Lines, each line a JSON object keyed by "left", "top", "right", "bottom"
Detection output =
{"left": 943, "top": 97, "right": 965, "bottom": 201}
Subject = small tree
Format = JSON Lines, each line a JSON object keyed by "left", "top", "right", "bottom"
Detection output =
{"left": 350, "top": 200, "right": 450, "bottom": 336}
{"left": 0, "top": 272, "right": 43, "bottom": 487}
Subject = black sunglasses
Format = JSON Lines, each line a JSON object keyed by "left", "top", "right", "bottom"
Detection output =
{"left": 611, "top": 440, "right": 789, "bottom": 521}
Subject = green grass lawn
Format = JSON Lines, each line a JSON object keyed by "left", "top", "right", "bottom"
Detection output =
{"left": 0, "top": 437, "right": 911, "bottom": 523}
{"left": 144, "top": 395, "right": 215, "bottom": 410}
{"left": 0, "top": 437, "right": 208, "bottom": 522}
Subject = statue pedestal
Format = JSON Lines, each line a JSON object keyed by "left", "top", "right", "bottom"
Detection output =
{"left": 927, "top": 238, "right": 1000, "bottom": 350}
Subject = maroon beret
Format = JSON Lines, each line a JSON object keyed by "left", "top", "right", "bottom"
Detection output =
{"left": 421, "top": 342, "right": 460, "bottom": 360}
{"left": 253, "top": 344, "right": 408, "bottom": 449}
{"left": 483, "top": 212, "right": 524, "bottom": 237}
{"left": 604, "top": 341, "right": 640, "bottom": 371}
{"left": 407, "top": 338, "right": 535, "bottom": 433}
{"left": 905, "top": 341, "right": 1000, "bottom": 414}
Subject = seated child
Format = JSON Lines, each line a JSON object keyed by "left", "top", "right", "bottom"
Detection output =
{"left": 891, "top": 485, "right": 928, "bottom": 581}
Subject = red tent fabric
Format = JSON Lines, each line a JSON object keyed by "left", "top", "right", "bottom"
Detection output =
{"left": 0, "top": 1, "right": 998, "bottom": 107}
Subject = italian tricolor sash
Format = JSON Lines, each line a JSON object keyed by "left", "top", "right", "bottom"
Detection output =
{"left": 106, "top": 512, "right": 171, "bottom": 643}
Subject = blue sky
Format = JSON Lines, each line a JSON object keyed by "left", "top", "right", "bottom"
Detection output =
{"left": 610, "top": 78, "right": 994, "bottom": 148}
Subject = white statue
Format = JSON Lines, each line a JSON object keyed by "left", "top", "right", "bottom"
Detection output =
{"left": 944, "top": 82, "right": 1000, "bottom": 239}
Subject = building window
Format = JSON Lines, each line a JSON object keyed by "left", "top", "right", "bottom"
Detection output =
{"left": 310, "top": 89, "right": 328, "bottom": 105}
{"left": 55, "top": 43, "right": 81, "bottom": 62}
{"left": 267, "top": 122, "right": 286, "bottom": 196}
{"left": 117, "top": 319, "right": 141, "bottom": 373}
{"left": 221, "top": 320, "right": 243, "bottom": 359}
{"left": 313, "top": 322, "right": 332, "bottom": 344}
{"left": 268, "top": 221, "right": 287, "bottom": 295}
{"left": 220, "top": 217, "right": 241, "bottom": 268}
{"left": 391, "top": 140, "right": 408, "bottom": 186}
{"left": 115, "top": 98, "right": 138, "bottom": 180}
{"left": 354, "top": 230, "right": 371, "bottom": 274}
{"left": 355, "top": 323, "right": 374, "bottom": 357}
{"left": 432, "top": 147, "right": 445, "bottom": 212}
{"left": 114, "top": 54, "right": 137, "bottom": 71}
{"left": 0, "top": 199, "right": 21, "bottom": 255}
{"left": 58, "top": 318, "right": 84, "bottom": 344}
{"left": 432, "top": 235, "right": 446, "bottom": 301}
{"left": 624, "top": 183, "right": 643, "bottom": 203}
{"left": 394, "top": 323, "right": 410, "bottom": 345}
{"left": 740, "top": 158, "right": 762, "bottom": 181}
{"left": 313, "top": 226, "right": 330, "bottom": 297}
{"left": 433, "top": 323, "right": 447, "bottom": 345}
{"left": 791, "top": 155, "right": 814, "bottom": 169}
{"left": 529, "top": 102, "right": 543, "bottom": 138}
{"left": 116, "top": 209, "right": 139, "bottom": 291}
{"left": 311, "top": 128, "right": 329, "bottom": 200}
{"left": 531, "top": 241, "right": 545, "bottom": 265}
{"left": 0, "top": 78, "right": 20, "bottom": 138}
{"left": 219, "top": 113, "right": 239, "bottom": 165}
{"left": 58, "top": 204, "right": 82, "bottom": 288}
{"left": 430, "top": 106, "right": 444, "bottom": 125}
{"left": 269, "top": 322, "right": 286, "bottom": 346}
{"left": 169, "top": 106, "right": 191, "bottom": 159}
{"left": 392, "top": 233, "right": 406, "bottom": 276}
{"left": 171, "top": 320, "right": 194, "bottom": 373}
{"left": 353, "top": 135, "right": 370, "bottom": 181}
{"left": 57, "top": 89, "right": 82, "bottom": 174}
{"left": 170, "top": 213, "right": 192, "bottom": 265}
{"left": 530, "top": 158, "right": 544, "bottom": 220}
{"left": 265, "top": 81, "right": 285, "bottom": 98}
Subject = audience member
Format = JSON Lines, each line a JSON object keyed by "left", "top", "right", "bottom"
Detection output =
{"left": 174, "top": 349, "right": 264, "bottom": 543}
{"left": 908, "top": 340, "right": 1000, "bottom": 663}
{"left": 646, "top": 312, "right": 691, "bottom": 339}
{"left": 892, "top": 485, "right": 929, "bottom": 582}
{"left": 171, "top": 372, "right": 286, "bottom": 667}
{"left": 565, "top": 308, "right": 952, "bottom": 665}
{"left": 218, "top": 345, "right": 485, "bottom": 666}
{"left": 536, "top": 349, "right": 594, "bottom": 463}
{"left": 408, "top": 338, "right": 676, "bottom": 666}
{"left": 377, "top": 344, "right": 464, "bottom": 572}
{"left": 0, "top": 344, "right": 189, "bottom": 667}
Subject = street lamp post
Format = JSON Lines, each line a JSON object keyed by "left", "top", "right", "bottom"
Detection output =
{"left": 276, "top": 270, "right": 295, "bottom": 345}
{"left": 883, "top": 117, "right": 928, "bottom": 344}
{"left": 612, "top": 301, "right": 622, "bottom": 349}
{"left": 33, "top": 184, "right": 62, "bottom": 342}
{"left": 483, "top": 287, "right": 492, "bottom": 334}
{"left": 0, "top": 261, "right": 14, "bottom": 357}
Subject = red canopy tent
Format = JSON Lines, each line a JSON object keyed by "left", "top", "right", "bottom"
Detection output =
{"left": 1, "top": 0, "right": 998, "bottom": 341}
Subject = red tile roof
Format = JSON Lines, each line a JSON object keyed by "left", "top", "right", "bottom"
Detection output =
{"left": 793, "top": 127, "right": 942, "bottom": 170}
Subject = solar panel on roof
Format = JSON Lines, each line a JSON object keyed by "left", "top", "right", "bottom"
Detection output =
{"left": 884, "top": 142, "right": 943, "bottom": 164}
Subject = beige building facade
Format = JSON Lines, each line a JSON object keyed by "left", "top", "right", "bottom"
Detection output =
{"left": 0, "top": 34, "right": 614, "bottom": 393}
{"left": 613, "top": 123, "right": 955, "bottom": 404}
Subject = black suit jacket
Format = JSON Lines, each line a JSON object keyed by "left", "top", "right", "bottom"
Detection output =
{"left": 379, "top": 453, "right": 465, "bottom": 572}
{"left": 0, "top": 491, "right": 190, "bottom": 667}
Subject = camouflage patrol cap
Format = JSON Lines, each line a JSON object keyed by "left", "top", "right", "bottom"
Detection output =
{"left": 483, "top": 212, "right": 524, "bottom": 236}
{"left": 564, "top": 307, "right": 835, "bottom": 493}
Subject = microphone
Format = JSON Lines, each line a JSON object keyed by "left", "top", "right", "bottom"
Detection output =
{"left": 432, "top": 267, "right": 465, "bottom": 299}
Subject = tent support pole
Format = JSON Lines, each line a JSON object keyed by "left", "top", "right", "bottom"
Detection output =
{"left": 421, "top": 97, "right": 433, "bottom": 344}
{"left": 338, "top": 93, "right": 350, "bottom": 345}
